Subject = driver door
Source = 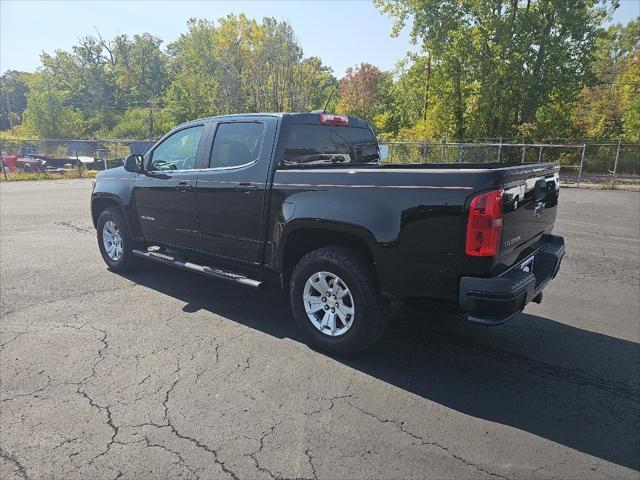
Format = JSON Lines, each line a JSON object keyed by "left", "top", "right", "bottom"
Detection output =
{"left": 133, "top": 125, "right": 206, "bottom": 250}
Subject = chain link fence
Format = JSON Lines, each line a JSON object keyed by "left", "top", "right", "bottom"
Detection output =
{"left": 380, "top": 140, "right": 640, "bottom": 188}
{"left": 1, "top": 138, "right": 638, "bottom": 188}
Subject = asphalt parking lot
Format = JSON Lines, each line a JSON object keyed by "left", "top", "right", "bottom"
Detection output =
{"left": 1, "top": 179, "right": 639, "bottom": 480}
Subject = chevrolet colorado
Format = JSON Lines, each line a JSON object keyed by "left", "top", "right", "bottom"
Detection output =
{"left": 91, "top": 113, "right": 565, "bottom": 355}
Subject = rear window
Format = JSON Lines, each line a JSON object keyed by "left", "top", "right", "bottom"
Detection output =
{"left": 283, "top": 125, "right": 379, "bottom": 166}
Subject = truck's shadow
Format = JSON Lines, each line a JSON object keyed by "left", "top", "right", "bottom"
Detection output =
{"left": 120, "top": 263, "right": 640, "bottom": 471}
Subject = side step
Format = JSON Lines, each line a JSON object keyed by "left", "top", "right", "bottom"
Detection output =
{"left": 132, "top": 249, "right": 262, "bottom": 289}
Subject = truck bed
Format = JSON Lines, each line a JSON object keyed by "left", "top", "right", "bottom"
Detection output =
{"left": 271, "top": 161, "right": 560, "bottom": 300}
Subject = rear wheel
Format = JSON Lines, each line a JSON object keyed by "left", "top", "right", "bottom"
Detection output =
{"left": 290, "top": 246, "right": 389, "bottom": 356}
{"left": 97, "top": 207, "right": 139, "bottom": 272}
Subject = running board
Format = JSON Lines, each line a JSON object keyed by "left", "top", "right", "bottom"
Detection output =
{"left": 132, "top": 249, "right": 262, "bottom": 289}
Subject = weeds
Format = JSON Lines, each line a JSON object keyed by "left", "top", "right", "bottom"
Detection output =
{"left": 0, "top": 170, "right": 98, "bottom": 181}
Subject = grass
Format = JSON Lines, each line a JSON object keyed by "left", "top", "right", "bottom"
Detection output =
{"left": 0, "top": 169, "right": 98, "bottom": 181}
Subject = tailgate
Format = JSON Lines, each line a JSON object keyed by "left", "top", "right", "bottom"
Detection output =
{"left": 499, "top": 165, "right": 560, "bottom": 264}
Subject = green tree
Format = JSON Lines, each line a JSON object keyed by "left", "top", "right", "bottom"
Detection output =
{"left": 12, "top": 8, "right": 635, "bottom": 143}
{"left": 111, "top": 107, "right": 173, "bottom": 139}
{"left": 16, "top": 30, "right": 171, "bottom": 139}
{"left": 0, "top": 71, "right": 30, "bottom": 131}
{"left": 110, "top": 33, "right": 171, "bottom": 138}
{"left": 574, "top": 19, "right": 639, "bottom": 139}
{"left": 164, "top": 15, "right": 336, "bottom": 124}
{"left": 375, "top": 0, "right": 614, "bottom": 139}
{"left": 23, "top": 40, "right": 117, "bottom": 137}
{"left": 22, "top": 70, "right": 85, "bottom": 138}
{"left": 165, "top": 18, "right": 220, "bottom": 123}
{"left": 292, "top": 57, "right": 338, "bottom": 112}
{"left": 621, "top": 49, "right": 640, "bottom": 140}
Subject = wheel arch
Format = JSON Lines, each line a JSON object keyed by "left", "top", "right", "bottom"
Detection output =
{"left": 277, "top": 221, "right": 379, "bottom": 287}
{"left": 92, "top": 197, "right": 117, "bottom": 227}
{"left": 91, "top": 194, "right": 134, "bottom": 233}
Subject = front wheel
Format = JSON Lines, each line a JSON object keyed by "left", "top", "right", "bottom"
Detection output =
{"left": 290, "top": 246, "right": 389, "bottom": 356}
{"left": 97, "top": 206, "right": 139, "bottom": 273}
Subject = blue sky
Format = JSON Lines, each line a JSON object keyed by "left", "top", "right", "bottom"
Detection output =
{"left": 1, "top": 0, "right": 638, "bottom": 77}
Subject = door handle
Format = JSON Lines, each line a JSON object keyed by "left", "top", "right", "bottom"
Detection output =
{"left": 235, "top": 182, "right": 259, "bottom": 193}
{"left": 175, "top": 182, "right": 193, "bottom": 192}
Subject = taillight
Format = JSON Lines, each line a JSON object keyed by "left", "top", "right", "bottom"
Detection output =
{"left": 320, "top": 114, "right": 349, "bottom": 126}
{"left": 466, "top": 189, "right": 504, "bottom": 257}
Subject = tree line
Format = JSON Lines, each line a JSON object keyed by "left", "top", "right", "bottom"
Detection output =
{"left": 0, "top": 4, "right": 638, "bottom": 142}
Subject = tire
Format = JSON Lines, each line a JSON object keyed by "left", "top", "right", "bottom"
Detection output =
{"left": 97, "top": 206, "right": 139, "bottom": 273}
{"left": 289, "top": 246, "right": 389, "bottom": 356}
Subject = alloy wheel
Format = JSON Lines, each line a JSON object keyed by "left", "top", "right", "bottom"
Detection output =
{"left": 303, "top": 271, "right": 355, "bottom": 337}
{"left": 102, "top": 220, "right": 123, "bottom": 261}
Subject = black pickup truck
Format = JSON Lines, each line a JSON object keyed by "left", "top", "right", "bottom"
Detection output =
{"left": 91, "top": 113, "right": 564, "bottom": 355}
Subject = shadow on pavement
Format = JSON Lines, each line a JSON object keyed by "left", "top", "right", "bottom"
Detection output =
{"left": 120, "top": 262, "right": 640, "bottom": 471}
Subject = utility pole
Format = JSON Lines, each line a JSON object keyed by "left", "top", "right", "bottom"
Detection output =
{"left": 423, "top": 56, "right": 431, "bottom": 122}
{"left": 75, "top": 145, "right": 82, "bottom": 178}
{"left": 112, "top": 142, "right": 118, "bottom": 171}
{"left": 0, "top": 147, "right": 8, "bottom": 181}
{"left": 1, "top": 80, "right": 14, "bottom": 133}
{"left": 45, "top": 75, "right": 57, "bottom": 137}
{"left": 148, "top": 101, "right": 155, "bottom": 142}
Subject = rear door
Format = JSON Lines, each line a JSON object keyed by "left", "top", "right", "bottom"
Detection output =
{"left": 196, "top": 118, "right": 277, "bottom": 263}
{"left": 133, "top": 125, "right": 207, "bottom": 250}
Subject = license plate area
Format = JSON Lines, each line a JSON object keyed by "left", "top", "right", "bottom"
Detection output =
{"left": 519, "top": 255, "right": 535, "bottom": 273}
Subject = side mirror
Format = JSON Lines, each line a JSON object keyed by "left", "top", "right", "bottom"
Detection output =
{"left": 124, "top": 154, "right": 143, "bottom": 172}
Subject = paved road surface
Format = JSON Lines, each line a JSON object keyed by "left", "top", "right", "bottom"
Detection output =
{"left": 1, "top": 179, "right": 639, "bottom": 479}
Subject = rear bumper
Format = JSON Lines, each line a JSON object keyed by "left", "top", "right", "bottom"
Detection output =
{"left": 459, "top": 235, "right": 565, "bottom": 325}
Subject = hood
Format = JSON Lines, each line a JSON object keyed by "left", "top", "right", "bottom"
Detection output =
{"left": 96, "top": 166, "right": 136, "bottom": 179}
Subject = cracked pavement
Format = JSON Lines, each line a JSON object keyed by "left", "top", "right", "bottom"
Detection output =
{"left": 1, "top": 179, "right": 639, "bottom": 479}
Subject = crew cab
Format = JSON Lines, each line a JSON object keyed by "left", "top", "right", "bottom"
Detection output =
{"left": 91, "top": 113, "right": 564, "bottom": 355}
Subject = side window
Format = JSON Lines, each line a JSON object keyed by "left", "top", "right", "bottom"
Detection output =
{"left": 150, "top": 126, "right": 204, "bottom": 171}
{"left": 210, "top": 123, "right": 265, "bottom": 168}
{"left": 283, "top": 125, "right": 379, "bottom": 166}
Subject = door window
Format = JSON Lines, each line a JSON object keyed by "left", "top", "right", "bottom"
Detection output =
{"left": 149, "top": 126, "right": 204, "bottom": 171}
{"left": 210, "top": 123, "right": 265, "bottom": 168}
